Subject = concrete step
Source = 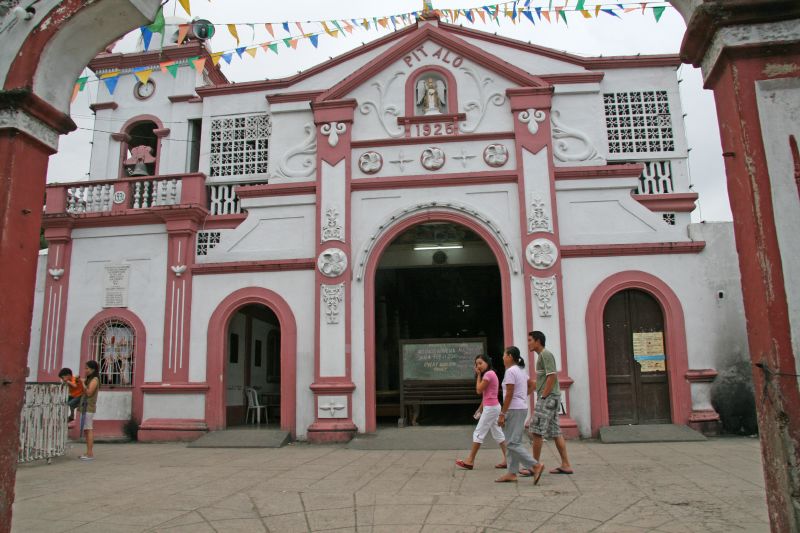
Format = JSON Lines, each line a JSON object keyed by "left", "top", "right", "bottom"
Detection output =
{"left": 187, "top": 427, "right": 291, "bottom": 448}
{"left": 600, "top": 424, "right": 706, "bottom": 443}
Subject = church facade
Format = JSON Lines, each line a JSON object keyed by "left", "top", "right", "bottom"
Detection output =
{"left": 29, "top": 15, "right": 746, "bottom": 442}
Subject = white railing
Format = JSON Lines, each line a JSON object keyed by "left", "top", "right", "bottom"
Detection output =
{"left": 18, "top": 383, "right": 68, "bottom": 464}
{"left": 67, "top": 183, "right": 114, "bottom": 213}
{"left": 636, "top": 160, "right": 674, "bottom": 195}
{"left": 132, "top": 178, "right": 181, "bottom": 208}
{"left": 208, "top": 184, "right": 242, "bottom": 215}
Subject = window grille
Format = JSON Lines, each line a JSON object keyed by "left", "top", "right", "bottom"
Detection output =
{"left": 636, "top": 161, "right": 674, "bottom": 194}
{"left": 604, "top": 91, "right": 674, "bottom": 154}
{"left": 663, "top": 213, "right": 676, "bottom": 225}
{"left": 197, "top": 231, "right": 221, "bottom": 256}
{"left": 90, "top": 319, "right": 135, "bottom": 387}
{"left": 209, "top": 114, "right": 271, "bottom": 178}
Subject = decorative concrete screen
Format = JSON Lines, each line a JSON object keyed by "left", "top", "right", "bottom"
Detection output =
{"left": 604, "top": 91, "right": 674, "bottom": 154}
{"left": 209, "top": 114, "right": 271, "bottom": 178}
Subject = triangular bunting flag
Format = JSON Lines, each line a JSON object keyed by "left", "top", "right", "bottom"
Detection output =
{"left": 389, "top": 16, "right": 397, "bottom": 29}
{"left": 595, "top": 5, "right": 602, "bottom": 16}
{"left": 235, "top": 46, "right": 246, "bottom": 58}
{"left": 522, "top": 9, "right": 535, "bottom": 23}
{"left": 283, "top": 37, "right": 292, "bottom": 48}
{"left": 71, "top": 83, "right": 80, "bottom": 103}
{"left": 465, "top": 8, "right": 474, "bottom": 22}
{"left": 296, "top": 22, "right": 304, "bottom": 34}
{"left": 245, "top": 47, "right": 258, "bottom": 58}
{"left": 227, "top": 24, "right": 240, "bottom": 45}
{"left": 332, "top": 20, "right": 345, "bottom": 34}
{"left": 76, "top": 76, "right": 88, "bottom": 91}
{"left": 343, "top": 21, "right": 354, "bottom": 33}
{"left": 309, "top": 34, "right": 319, "bottom": 47}
{"left": 361, "top": 18, "right": 370, "bottom": 30}
{"left": 210, "top": 53, "right": 223, "bottom": 66}
{"left": 575, "top": 0, "right": 586, "bottom": 10}
{"left": 265, "top": 23, "right": 274, "bottom": 37}
{"left": 178, "top": 0, "right": 191, "bottom": 16}
{"left": 267, "top": 42, "right": 278, "bottom": 54}
{"left": 378, "top": 17, "right": 389, "bottom": 28}
{"left": 188, "top": 56, "right": 206, "bottom": 72}
{"left": 641, "top": 3, "right": 648, "bottom": 13}
{"left": 166, "top": 63, "right": 180, "bottom": 77}
{"left": 581, "top": 10, "right": 591, "bottom": 18}
{"left": 477, "top": 9, "right": 486, "bottom": 22}
{"left": 102, "top": 75, "right": 120, "bottom": 95}
{"left": 601, "top": 8, "right": 621, "bottom": 17}
{"left": 282, "top": 22, "right": 289, "bottom": 33}
{"left": 140, "top": 27, "right": 153, "bottom": 51}
{"left": 177, "top": 24, "right": 190, "bottom": 44}
{"left": 290, "top": 38, "right": 298, "bottom": 49}
{"left": 147, "top": 7, "right": 165, "bottom": 34}
{"left": 133, "top": 69, "right": 153, "bottom": 84}
{"left": 535, "top": 6, "right": 542, "bottom": 19}
{"left": 559, "top": 8, "right": 568, "bottom": 24}
{"left": 653, "top": 6, "right": 666, "bottom": 21}
{"left": 221, "top": 52, "right": 233, "bottom": 64}
{"left": 321, "top": 21, "right": 333, "bottom": 35}
{"left": 542, "top": 10, "right": 551, "bottom": 22}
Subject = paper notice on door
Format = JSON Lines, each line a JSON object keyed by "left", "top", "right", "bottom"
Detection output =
{"left": 632, "top": 331, "right": 666, "bottom": 372}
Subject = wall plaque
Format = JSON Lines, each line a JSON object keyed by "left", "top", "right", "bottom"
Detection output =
{"left": 103, "top": 264, "right": 130, "bottom": 308}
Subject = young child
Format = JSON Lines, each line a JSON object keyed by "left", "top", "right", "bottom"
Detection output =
{"left": 58, "top": 367, "right": 84, "bottom": 422}
{"left": 455, "top": 354, "right": 508, "bottom": 470}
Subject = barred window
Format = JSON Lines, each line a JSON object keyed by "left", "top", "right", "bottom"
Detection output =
{"left": 209, "top": 114, "right": 271, "bottom": 178}
{"left": 604, "top": 91, "right": 674, "bottom": 154}
{"left": 197, "top": 231, "right": 221, "bottom": 256}
{"left": 90, "top": 319, "right": 135, "bottom": 387}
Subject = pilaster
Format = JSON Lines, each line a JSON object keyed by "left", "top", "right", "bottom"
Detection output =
{"left": 508, "top": 86, "right": 578, "bottom": 438}
{"left": 308, "top": 99, "right": 358, "bottom": 442}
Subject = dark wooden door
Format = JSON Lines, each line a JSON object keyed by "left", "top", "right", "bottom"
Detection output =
{"left": 603, "top": 289, "right": 671, "bottom": 425}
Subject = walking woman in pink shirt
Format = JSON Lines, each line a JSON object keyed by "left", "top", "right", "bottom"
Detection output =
{"left": 455, "top": 354, "right": 508, "bottom": 470}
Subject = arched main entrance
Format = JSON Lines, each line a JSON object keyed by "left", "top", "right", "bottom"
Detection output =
{"left": 603, "top": 289, "right": 671, "bottom": 425}
{"left": 363, "top": 210, "right": 515, "bottom": 432}
{"left": 206, "top": 287, "right": 297, "bottom": 435}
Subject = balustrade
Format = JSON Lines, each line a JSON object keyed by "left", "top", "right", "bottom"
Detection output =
{"left": 18, "top": 383, "right": 68, "bottom": 463}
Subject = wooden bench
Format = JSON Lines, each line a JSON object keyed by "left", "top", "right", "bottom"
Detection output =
{"left": 401, "top": 379, "right": 479, "bottom": 426}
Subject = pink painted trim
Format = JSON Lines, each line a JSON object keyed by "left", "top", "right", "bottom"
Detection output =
{"left": 404, "top": 65, "right": 459, "bottom": 116}
{"left": 37, "top": 233, "right": 73, "bottom": 381}
{"left": 635, "top": 193, "right": 699, "bottom": 213}
{"left": 352, "top": 131, "right": 514, "bottom": 148}
{"left": 42, "top": 205, "right": 209, "bottom": 230}
{"left": 161, "top": 230, "right": 195, "bottom": 383}
{"left": 317, "top": 24, "right": 546, "bottom": 103}
{"left": 79, "top": 309, "right": 147, "bottom": 425}
{"left": 351, "top": 171, "right": 517, "bottom": 191}
{"left": 585, "top": 271, "right": 692, "bottom": 436}
{"left": 203, "top": 214, "right": 247, "bottom": 230}
{"left": 266, "top": 90, "right": 324, "bottom": 103}
{"left": 168, "top": 95, "right": 197, "bottom": 103}
{"left": 137, "top": 418, "right": 207, "bottom": 442}
{"left": 140, "top": 383, "right": 209, "bottom": 393}
{"left": 562, "top": 242, "right": 706, "bottom": 258}
{"left": 363, "top": 211, "right": 515, "bottom": 432}
{"left": 138, "top": 418, "right": 207, "bottom": 429}
{"left": 397, "top": 113, "right": 466, "bottom": 125}
{"left": 205, "top": 287, "right": 297, "bottom": 435}
{"left": 555, "top": 164, "right": 644, "bottom": 180}
{"left": 192, "top": 258, "right": 316, "bottom": 275}
{"left": 688, "top": 409, "right": 721, "bottom": 422}
{"left": 235, "top": 182, "right": 316, "bottom": 199}
{"left": 685, "top": 369, "right": 719, "bottom": 383}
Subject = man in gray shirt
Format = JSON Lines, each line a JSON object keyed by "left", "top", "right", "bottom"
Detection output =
{"left": 529, "top": 331, "right": 573, "bottom": 477}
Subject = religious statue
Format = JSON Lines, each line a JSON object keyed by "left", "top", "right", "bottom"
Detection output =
{"left": 416, "top": 77, "right": 446, "bottom": 115}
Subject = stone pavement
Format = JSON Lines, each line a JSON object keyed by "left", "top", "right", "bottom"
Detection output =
{"left": 12, "top": 436, "right": 769, "bottom": 532}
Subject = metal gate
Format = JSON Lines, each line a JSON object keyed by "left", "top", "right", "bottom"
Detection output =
{"left": 18, "top": 383, "right": 68, "bottom": 463}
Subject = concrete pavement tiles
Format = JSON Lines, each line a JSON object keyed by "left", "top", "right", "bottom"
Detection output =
{"left": 12, "top": 436, "right": 768, "bottom": 532}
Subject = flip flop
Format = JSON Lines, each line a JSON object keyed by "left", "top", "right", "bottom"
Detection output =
{"left": 494, "top": 463, "right": 507, "bottom": 469}
{"left": 455, "top": 459, "right": 473, "bottom": 470}
{"left": 550, "top": 467, "right": 574, "bottom": 475}
{"left": 518, "top": 468, "right": 533, "bottom": 477}
{"left": 533, "top": 464, "right": 544, "bottom": 485}
{"left": 494, "top": 475, "right": 517, "bottom": 483}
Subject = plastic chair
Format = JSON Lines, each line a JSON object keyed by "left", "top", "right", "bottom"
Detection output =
{"left": 244, "top": 387, "right": 267, "bottom": 425}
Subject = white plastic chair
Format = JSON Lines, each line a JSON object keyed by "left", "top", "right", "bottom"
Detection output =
{"left": 244, "top": 387, "right": 267, "bottom": 425}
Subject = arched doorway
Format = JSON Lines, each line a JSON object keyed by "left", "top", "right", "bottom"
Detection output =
{"left": 224, "top": 304, "right": 281, "bottom": 426}
{"left": 364, "top": 211, "right": 515, "bottom": 431}
{"left": 205, "top": 287, "right": 297, "bottom": 435}
{"left": 603, "top": 289, "right": 671, "bottom": 425}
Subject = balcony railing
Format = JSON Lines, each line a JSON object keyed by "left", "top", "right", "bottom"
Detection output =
{"left": 18, "top": 383, "right": 68, "bottom": 464}
{"left": 45, "top": 173, "right": 208, "bottom": 215}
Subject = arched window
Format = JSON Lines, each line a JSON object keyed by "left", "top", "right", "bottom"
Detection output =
{"left": 90, "top": 318, "right": 136, "bottom": 387}
{"left": 122, "top": 120, "right": 158, "bottom": 177}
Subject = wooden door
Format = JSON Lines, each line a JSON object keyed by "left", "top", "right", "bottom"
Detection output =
{"left": 603, "top": 289, "right": 671, "bottom": 425}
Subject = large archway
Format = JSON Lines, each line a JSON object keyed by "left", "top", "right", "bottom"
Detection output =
{"left": 206, "top": 287, "right": 297, "bottom": 435}
{"left": 363, "top": 210, "right": 515, "bottom": 432}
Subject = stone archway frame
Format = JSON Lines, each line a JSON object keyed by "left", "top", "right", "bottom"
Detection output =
{"left": 360, "top": 206, "right": 520, "bottom": 432}
{"left": 205, "top": 287, "right": 297, "bottom": 436}
{"left": 355, "top": 201, "right": 521, "bottom": 282}
{"left": 585, "top": 270, "right": 691, "bottom": 437}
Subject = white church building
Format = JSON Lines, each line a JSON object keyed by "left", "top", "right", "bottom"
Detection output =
{"left": 28, "top": 13, "right": 747, "bottom": 442}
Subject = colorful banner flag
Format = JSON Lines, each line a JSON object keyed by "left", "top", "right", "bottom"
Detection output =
{"left": 177, "top": 24, "right": 190, "bottom": 44}
{"left": 133, "top": 68, "right": 153, "bottom": 84}
{"left": 264, "top": 23, "right": 274, "bottom": 37}
{"left": 188, "top": 56, "right": 206, "bottom": 72}
{"left": 140, "top": 27, "right": 153, "bottom": 51}
{"left": 178, "top": 0, "right": 191, "bottom": 16}
{"left": 245, "top": 47, "right": 258, "bottom": 58}
{"left": 227, "top": 24, "right": 240, "bottom": 45}
{"left": 652, "top": 5, "right": 666, "bottom": 20}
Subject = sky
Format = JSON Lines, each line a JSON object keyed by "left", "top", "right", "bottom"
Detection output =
{"left": 48, "top": 0, "right": 732, "bottom": 221}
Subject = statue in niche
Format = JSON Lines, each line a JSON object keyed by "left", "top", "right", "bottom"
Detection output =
{"left": 416, "top": 77, "right": 446, "bottom": 115}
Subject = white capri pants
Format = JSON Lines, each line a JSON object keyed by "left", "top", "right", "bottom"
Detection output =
{"left": 472, "top": 404, "right": 506, "bottom": 444}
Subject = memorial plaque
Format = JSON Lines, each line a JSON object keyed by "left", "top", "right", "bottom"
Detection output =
{"left": 103, "top": 264, "right": 130, "bottom": 308}
{"left": 632, "top": 331, "right": 666, "bottom": 373}
{"left": 401, "top": 339, "right": 486, "bottom": 380}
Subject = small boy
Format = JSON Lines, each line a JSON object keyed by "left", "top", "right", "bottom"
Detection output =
{"left": 58, "top": 367, "right": 84, "bottom": 421}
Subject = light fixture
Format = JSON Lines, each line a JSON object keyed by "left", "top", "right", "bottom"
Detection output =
{"left": 413, "top": 244, "right": 463, "bottom": 251}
